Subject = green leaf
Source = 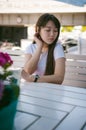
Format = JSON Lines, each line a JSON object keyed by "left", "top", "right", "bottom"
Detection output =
{"left": 12, "top": 85, "right": 20, "bottom": 99}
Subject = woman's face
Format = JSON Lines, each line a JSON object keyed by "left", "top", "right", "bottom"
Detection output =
{"left": 40, "top": 20, "right": 58, "bottom": 45}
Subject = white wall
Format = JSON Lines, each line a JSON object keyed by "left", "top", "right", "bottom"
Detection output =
{"left": 0, "top": 13, "right": 86, "bottom": 26}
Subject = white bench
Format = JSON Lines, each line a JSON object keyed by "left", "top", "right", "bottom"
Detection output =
{"left": 62, "top": 54, "right": 86, "bottom": 88}
{"left": 78, "top": 37, "right": 86, "bottom": 54}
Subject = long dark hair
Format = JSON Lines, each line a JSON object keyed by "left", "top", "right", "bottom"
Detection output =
{"left": 34, "top": 13, "right": 61, "bottom": 75}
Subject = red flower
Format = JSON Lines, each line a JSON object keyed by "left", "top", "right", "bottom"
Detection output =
{"left": 0, "top": 52, "right": 20, "bottom": 109}
{"left": 0, "top": 52, "right": 13, "bottom": 69}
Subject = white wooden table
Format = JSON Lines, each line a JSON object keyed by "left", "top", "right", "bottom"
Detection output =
{"left": 14, "top": 81, "right": 86, "bottom": 130}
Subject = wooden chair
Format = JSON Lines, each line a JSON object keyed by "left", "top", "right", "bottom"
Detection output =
{"left": 62, "top": 54, "right": 86, "bottom": 88}
{"left": 79, "top": 37, "right": 86, "bottom": 54}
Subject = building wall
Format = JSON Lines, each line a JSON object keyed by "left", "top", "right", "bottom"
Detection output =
{"left": 0, "top": 13, "right": 86, "bottom": 45}
{"left": 0, "top": 13, "right": 86, "bottom": 26}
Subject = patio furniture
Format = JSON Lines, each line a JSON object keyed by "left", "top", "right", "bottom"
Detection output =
{"left": 14, "top": 82, "right": 86, "bottom": 130}
{"left": 62, "top": 53, "right": 86, "bottom": 88}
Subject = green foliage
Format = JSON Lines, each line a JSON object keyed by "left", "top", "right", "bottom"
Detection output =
{"left": 81, "top": 26, "right": 86, "bottom": 32}
{"left": 61, "top": 26, "right": 74, "bottom": 32}
{"left": 0, "top": 52, "right": 20, "bottom": 110}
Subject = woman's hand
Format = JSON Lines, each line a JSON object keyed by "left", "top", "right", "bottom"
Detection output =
{"left": 34, "top": 33, "right": 43, "bottom": 48}
{"left": 21, "top": 69, "right": 34, "bottom": 82}
{"left": 21, "top": 69, "right": 30, "bottom": 81}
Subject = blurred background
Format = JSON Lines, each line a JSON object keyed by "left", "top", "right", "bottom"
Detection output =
{"left": 0, "top": 0, "right": 86, "bottom": 54}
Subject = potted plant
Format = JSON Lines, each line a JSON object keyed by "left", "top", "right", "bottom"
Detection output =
{"left": 0, "top": 52, "right": 20, "bottom": 130}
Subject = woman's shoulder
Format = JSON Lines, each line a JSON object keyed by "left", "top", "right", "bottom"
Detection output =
{"left": 54, "top": 41, "right": 65, "bottom": 59}
{"left": 55, "top": 40, "right": 63, "bottom": 49}
{"left": 27, "top": 42, "right": 36, "bottom": 48}
{"left": 25, "top": 43, "right": 37, "bottom": 54}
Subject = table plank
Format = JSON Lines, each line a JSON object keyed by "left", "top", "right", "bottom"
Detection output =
{"left": 21, "top": 81, "right": 86, "bottom": 94}
{"left": 14, "top": 112, "right": 38, "bottom": 130}
{"left": 19, "top": 95, "right": 74, "bottom": 112}
{"left": 26, "top": 117, "right": 60, "bottom": 130}
{"left": 83, "top": 124, "right": 86, "bottom": 130}
{"left": 20, "top": 87, "right": 86, "bottom": 108}
{"left": 14, "top": 82, "right": 86, "bottom": 130}
{"left": 21, "top": 82, "right": 86, "bottom": 100}
{"left": 55, "top": 107, "right": 86, "bottom": 130}
{"left": 17, "top": 102, "right": 67, "bottom": 120}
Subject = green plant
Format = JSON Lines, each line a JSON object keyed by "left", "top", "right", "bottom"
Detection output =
{"left": 0, "top": 52, "right": 20, "bottom": 110}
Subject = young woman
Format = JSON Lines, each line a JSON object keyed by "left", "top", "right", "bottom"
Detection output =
{"left": 21, "top": 13, "right": 65, "bottom": 84}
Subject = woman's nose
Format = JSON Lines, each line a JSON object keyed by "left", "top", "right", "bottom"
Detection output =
{"left": 50, "top": 31, "right": 54, "bottom": 36}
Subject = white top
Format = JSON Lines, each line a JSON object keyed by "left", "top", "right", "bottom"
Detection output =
{"left": 25, "top": 42, "right": 65, "bottom": 75}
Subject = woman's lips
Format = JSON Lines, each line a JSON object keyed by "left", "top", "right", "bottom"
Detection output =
{"left": 49, "top": 38, "right": 54, "bottom": 41}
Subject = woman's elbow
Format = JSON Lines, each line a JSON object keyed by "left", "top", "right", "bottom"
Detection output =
{"left": 56, "top": 76, "right": 64, "bottom": 84}
{"left": 56, "top": 80, "right": 63, "bottom": 84}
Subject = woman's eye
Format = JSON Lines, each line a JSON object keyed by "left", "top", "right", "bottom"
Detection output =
{"left": 46, "top": 30, "right": 50, "bottom": 32}
{"left": 45, "top": 29, "right": 58, "bottom": 33}
{"left": 54, "top": 30, "right": 58, "bottom": 32}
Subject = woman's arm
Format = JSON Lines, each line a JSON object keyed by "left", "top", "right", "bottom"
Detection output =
{"left": 37, "top": 57, "right": 65, "bottom": 84}
{"left": 22, "top": 57, "right": 65, "bottom": 84}
{"left": 23, "top": 33, "right": 43, "bottom": 74}
{"left": 24, "top": 46, "right": 42, "bottom": 74}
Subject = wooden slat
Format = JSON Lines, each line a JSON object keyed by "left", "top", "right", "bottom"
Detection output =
{"left": 19, "top": 95, "right": 74, "bottom": 113}
{"left": 83, "top": 125, "right": 86, "bottom": 130}
{"left": 26, "top": 117, "right": 59, "bottom": 130}
{"left": 66, "top": 67, "right": 86, "bottom": 74}
{"left": 14, "top": 112, "right": 38, "bottom": 130}
{"left": 55, "top": 107, "right": 86, "bottom": 130}
{"left": 63, "top": 54, "right": 86, "bottom": 88}
{"left": 65, "top": 73, "right": 86, "bottom": 81}
{"left": 25, "top": 82, "right": 86, "bottom": 94}
{"left": 17, "top": 102, "right": 67, "bottom": 120}
{"left": 15, "top": 82, "right": 86, "bottom": 130}
{"left": 65, "top": 54, "right": 86, "bottom": 60}
{"left": 21, "top": 82, "right": 86, "bottom": 100}
{"left": 63, "top": 80, "right": 86, "bottom": 88}
{"left": 66, "top": 61, "right": 86, "bottom": 67}
{"left": 80, "top": 38, "right": 86, "bottom": 54}
{"left": 20, "top": 84, "right": 86, "bottom": 107}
